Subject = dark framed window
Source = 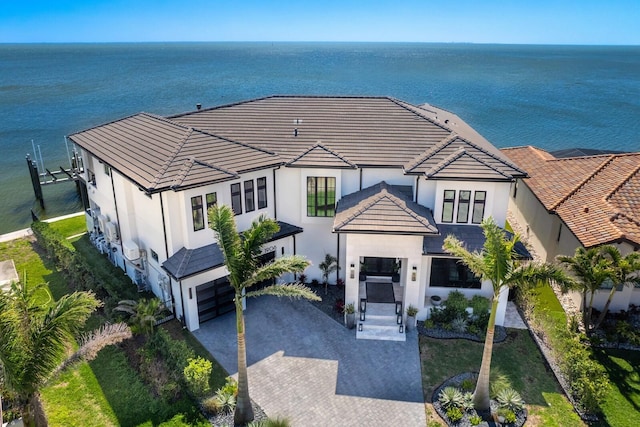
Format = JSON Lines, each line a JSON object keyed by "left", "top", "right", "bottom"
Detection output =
{"left": 230, "top": 183, "right": 242, "bottom": 215}
{"left": 206, "top": 192, "right": 217, "bottom": 211}
{"left": 456, "top": 190, "right": 471, "bottom": 223}
{"left": 244, "top": 180, "right": 255, "bottom": 212}
{"left": 88, "top": 170, "right": 96, "bottom": 186}
{"left": 442, "top": 190, "right": 455, "bottom": 223}
{"left": 191, "top": 195, "right": 204, "bottom": 231}
{"left": 257, "top": 177, "right": 267, "bottom": 209}
{"left": 103, "top": 164, "right": 111, "bottom": 176}
{"left": 307, "top": 177, "right": 336, "bottom": 217}
{"left": 430, "top": 258, "right": 481, "bottom": 289}
{"left": 472, "top": 191, "right": 486, "bottom": 224}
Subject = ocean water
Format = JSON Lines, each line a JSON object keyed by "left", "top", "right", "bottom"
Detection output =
{"left": 1, "top": 42, "right": 639, "bottom": 234}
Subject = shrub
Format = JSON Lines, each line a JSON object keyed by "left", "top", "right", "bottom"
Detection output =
{"left": 147, "top": 328, "right": 195, "bottom": 374}
{"left": 446, "top": 290, "right": 468, "bottom": 312}
{"left": 451, "top": 316, "right": 468, "bottom": 333}
{"left": 298, "top": 274, "right": 307, "bottom": 284}
{"left": 183, "top": 356, "right": 212, "bottom": 397}
{"left": 460, "top": 378, "right": 475, "bottom": 392}
{"left": 498, "top": 408, "right": 517, "bottom": 424}
{"left": 438, "top": 386, "right": 464, "bottom": 409}
{"left": 406, "top": 304, "right": 418, "bottom": 317}
{"left": 310, "top": 278, "right": 320, "bottom": 287}
{"left": 495, "top": 387, "right": 524, "bottom": 412}
{"left": 446, "top": 407, "right": 464, "bottom": 423}
{"left": 423, "top": 319, "right": 435, "bottom": 329}
{"left": 469, "top": 414, "right": 483, "bottom": 426}
{"left": 469, "top": 295, "right": 490, "bottom": 315}
{"left": 490, "top": 373, "right": 513, "bottom": 399}
{"left": 461, "top": 392, "right": 474, "bottom": 412}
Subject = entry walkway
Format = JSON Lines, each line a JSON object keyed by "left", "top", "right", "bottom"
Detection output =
{"left": 194, "top": 296, "right": 425, "bottom": 426}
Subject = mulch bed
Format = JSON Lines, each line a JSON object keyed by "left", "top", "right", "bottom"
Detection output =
{"left": 307, "top": 283, "right": 346, "bottom": 326}
{"left": 418, "top": 321, "right": 508, "bottom": 343}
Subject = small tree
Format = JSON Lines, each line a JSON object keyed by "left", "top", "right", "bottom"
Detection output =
{"left": 183, "top": 357, "right": 212, "bottom": 398}
{"left": 115, "top": 297, "right": 165, "bottom": 336}
{"left": 318, "top": 253, "right": 339, "bottom": 295}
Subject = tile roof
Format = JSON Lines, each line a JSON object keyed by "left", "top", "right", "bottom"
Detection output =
{"left": 162, "top": 221, "right": 303, "bottom": 280}
{"left": 71, "top": 97, "right": 523, "bottom": 192}
{"left": 502, "top": 146, "right": 640, "bottom": 248}
{"left": 423, "top": 224, "right": 531, "bottom": 259}
{"left": 69, "top": 113, "right": 281, "bottom": 192}
{"left": 333, "top": 181, "right": 439, "bottom": 235}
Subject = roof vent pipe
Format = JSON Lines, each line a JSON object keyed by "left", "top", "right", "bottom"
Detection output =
{"left": 294, "top": 128, "right": 298, "bottom": 137}
{"left": 196, "top": 103, "right": 202, "bottom": 110}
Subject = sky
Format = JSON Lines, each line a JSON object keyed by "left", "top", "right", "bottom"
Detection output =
{"left": 1, "top": 0, "right": 639, "bottom": 45}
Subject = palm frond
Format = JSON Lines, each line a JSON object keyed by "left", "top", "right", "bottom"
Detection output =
{"left": 244, "top": 256, "right": 311, "bottom": 289}
{"left": 209, "top": 204, "right": 243, "bottom": 287}
{"left": 245, "top": 283, "right": 321, "bottom": 301}
{"left": 509, "top": 262, "right": 574, "bottom": 292}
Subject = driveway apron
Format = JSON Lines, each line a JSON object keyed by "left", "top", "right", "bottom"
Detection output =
{"left": 194, "top": 296, "right": 426, "bottom": 426}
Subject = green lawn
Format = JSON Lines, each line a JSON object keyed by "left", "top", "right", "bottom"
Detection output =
{"left": 593, "top": 348, "right": 640, "bottom": 427}
{"left": 420, "top": 329, "right": 585, "bottom": 427}
{"left": 47, "top": 214, "right": 87, "bottom": 238}
{"left": 2, "top": 216, "right": 228, "bottom": 427}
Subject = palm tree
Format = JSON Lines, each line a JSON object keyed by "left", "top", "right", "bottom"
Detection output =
{"left": 318, "top": 253, "right": 339, "bottom": 295}
{"left": 593, "top": 246, "right": 640, "bottom": 330}
{"left": 443, "top": 218, "right": 570, "bottom": 414}
{"left": 208, "top": 205, "right": 320, "bottom": 425}
{"left": 115, "top": 297, "right": 165, "bottom": 336}
{"left": 557, "top": 247, "right": 612, "bottom": 330}
{"left": 0, "top": 281, "right": 100, "bottom": 426}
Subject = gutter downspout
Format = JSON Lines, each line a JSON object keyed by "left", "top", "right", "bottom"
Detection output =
{"left": 336, "top": 232, "right": 340, "bottom": 283}
{"left": 273, "top": 166, "right": 279, "bottom": 219}
{"left": 160, "top": 192, "right": 177, "bottom": 315}
{"left": 415, "top": 176, "right": 420, "bottom": 203}
{"left": 359, "top": 168, "right": 363, "bottom": 190}
{"left": 178, "top": 280, "right": 186, "bottom": 328}
{"left": 110, "top": 172, "right": 123, "bottom": 264}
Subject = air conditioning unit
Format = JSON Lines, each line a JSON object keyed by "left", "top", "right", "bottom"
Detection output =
{"left": 104, "top": 222, "right": 119, "bottom": 242}
{"left": 122, "top": 240, "right": 140, "bottom": 261}
{"left": 97, "top": 215, "right": 108, "bottom": 233}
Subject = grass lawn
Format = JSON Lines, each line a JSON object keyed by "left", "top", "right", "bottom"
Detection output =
{"left": 47, "top": 213, "right": 87, "bottom": 238}
{"left": 2, "top": 217, "right": 229, "bottom": 426}
{"left": 420, "top": 329, "right": 585, "bottom": 426}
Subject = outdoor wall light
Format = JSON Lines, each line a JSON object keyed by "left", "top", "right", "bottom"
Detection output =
{"left": 399, "top": 325, "right": 404, "bottom": 333}
{"left": 397, "top": 314, "right": 403, "bottom": 324}
{"left": 411, "top": 265, "right": 417, "bottom": 281}
{"left": 395, "top": 301, "right": 402, "bottom": 315}
{"left": 360, "top": 298, "right": 366, "bottom": 313}
{"left": 350, "top": 263, "right": 355, "bottom": 279}
{"left": 358, "top": 323, "right": 363, "bottom": 332}
{"left": 360, "top": 311, "right": 365, "bottom": 321}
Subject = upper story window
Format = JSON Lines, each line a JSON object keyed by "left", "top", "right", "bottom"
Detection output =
{"left": 472, "top": 191, "right": 486, "bottom": 224}
{"left": 191, "top": 195, "right": 204, "bottom": 231}
{"left": 257, "top": 177, "right": 267, "bottom": 209}
{"left": 103, "top": 164, "right": 111, "bottom": 176}
{"left": 87, "top": 169, "right": 96, "bottom": 187}
{"left": 244, "top": 180, "right": 255, "bottom": 212}
{"left": 307, "top": 177, "right": 336, "bottom": 217}
{"left": 442, "top": 190, "right": 455, "bottom": 223}
{"left": 231, "top": 183, "right": 242, "bottom": 215}
{"left": 456, "top": 190, "right": 471, "bottom": 223}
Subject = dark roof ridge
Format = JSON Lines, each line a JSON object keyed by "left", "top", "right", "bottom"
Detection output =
{"left": 606, "top": 163, "right": 640, "bottom": 202}
{"left": 387, "top": 97, "right": 454, "bottom": 133}
{"left": 426, "top": 147, "right": 512, "bottom": 179}
{"left": 550, "top": 155, "right": 615, "bottom": 211}
{"left": 170, "top": 157, "right": 240, "bottom": 189}
{"left": 404, "top": 134, "right": 459, "bottom": 172}
{"left": 152, "top": 127, "right": 194, "bottom": 189}
{"left": 69, "top": 111, "right": 161, "bottom": 137}
{"left": 190, "top": 127, "right": 278, "bottom": 157}
{"left": 287, "top": 142, "right": 357, "bottom": 168}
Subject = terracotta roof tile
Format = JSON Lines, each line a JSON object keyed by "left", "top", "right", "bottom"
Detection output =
{"left": 502, "top": 146, "right": 640, "bottom": 248}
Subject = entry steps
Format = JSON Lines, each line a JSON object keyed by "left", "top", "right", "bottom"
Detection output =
{"left": 356, "top": 302, "right": 406, "bottom": 342}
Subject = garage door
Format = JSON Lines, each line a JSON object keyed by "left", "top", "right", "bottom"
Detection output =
{"left": 196, "top": 276, "right": 235, "bottom": 324}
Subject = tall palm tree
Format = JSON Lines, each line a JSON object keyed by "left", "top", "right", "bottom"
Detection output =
{"left": 208, "top": 205, "right": 320, "bottom": 425}
{"left": 0, "top": 281, "right": 100, "bottom": 426}
{"left": 593, "top": 246, "right": 640, "bottom": 330}
{"left": 557, "top": 247, "right": 612, "bottom": 330}
{"left": 443, "top": 218, "right": 570, "bottom": 414}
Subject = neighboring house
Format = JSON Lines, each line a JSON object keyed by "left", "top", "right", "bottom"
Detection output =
{"left": 68, "top": 96, "right": 527, "bottom": 339}
{"left": 502, "top": 146, "right": 640, "bottom": 312}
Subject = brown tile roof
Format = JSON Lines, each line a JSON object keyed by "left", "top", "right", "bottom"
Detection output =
{"left": 70, "top": 96, "right": 523, "bottom": 192}
{"left": 333, "top": 182, "right": 438, "bottom": 234}
{"left": 286, "top": 142, "right": 356, "bottom": 168}
{"left": 502, "top": 146, "right": 640, "bottom": 248}
{"left": 69, "top": 113, "right": 280, "bottom": 192}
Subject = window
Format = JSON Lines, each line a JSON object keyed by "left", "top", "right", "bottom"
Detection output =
{"left": 191, "top": 196, "right": 204, "bottom": 231}
{"left": 103, "top": 164, "right": 111, "bottom": 176}
{"left": 456, "top": 190, "right": 471, "bottom": 223}
{"left": 230, "top": 183, "right": 242, "bottom": 215}
{"left": 257, "top": 177, "right": 267, "bottom": 209}
{"left": 206, "top": 192, "right": 217, "bottom": 211}
{"left": 87, "top": 170, "right": 96, "bottom": 186}
{"left": 307, "top": 177, "right": 336, "bottom": 217}
{"left": 472, "top": 191, "right": 486, "bottom": 224}
{"left": 430, "top": 258, "right": 481, "bottom": 289}
{"left": 442, "top": 190, "right": 455, "bottom": 223}
{"left": 244, "top": 180, "right": 255, "bottom": 212}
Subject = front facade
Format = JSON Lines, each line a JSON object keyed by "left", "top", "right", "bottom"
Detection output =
{"left": 503, "top": 146, "right": 640, "bottom": 312}
{"left": 69, "top": 96, "right": 526, "bottom": 337}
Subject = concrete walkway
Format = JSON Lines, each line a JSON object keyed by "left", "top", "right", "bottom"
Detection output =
{"left": 503, "top": 301, "right": 528, "bottom": 329}
{"left": 194, "top": 296, "right": 426, "bottom": 426}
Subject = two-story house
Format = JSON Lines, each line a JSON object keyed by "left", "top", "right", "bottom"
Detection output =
{"left": 69, "top": 96, "right": 527, "bottom": 339}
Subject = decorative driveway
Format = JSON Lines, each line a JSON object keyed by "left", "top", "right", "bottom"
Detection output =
{"left": 194, "top": 296, "right": 426, "bottom": 426}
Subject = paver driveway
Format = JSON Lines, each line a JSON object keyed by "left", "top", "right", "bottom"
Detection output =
{"left": 194, "top": 296, "right": 426, "bottom": 426}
